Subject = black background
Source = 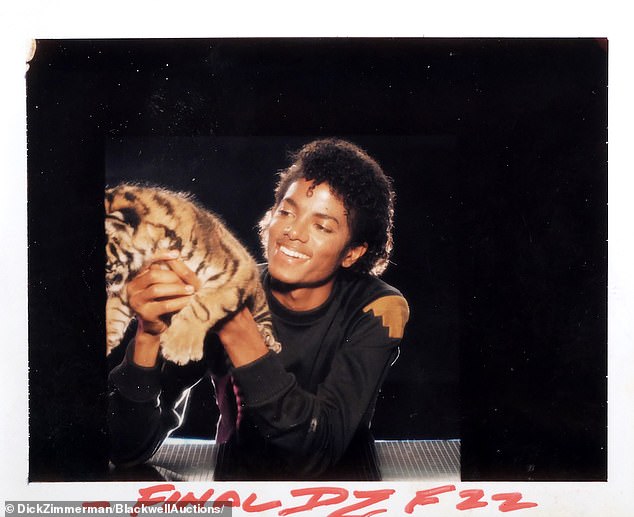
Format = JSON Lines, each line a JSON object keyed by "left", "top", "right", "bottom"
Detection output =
{"left": 28, "top": 38, "right": 606, "bottom": 482}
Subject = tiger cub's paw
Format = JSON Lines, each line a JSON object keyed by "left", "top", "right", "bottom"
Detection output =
{"left": 106, "top": 331, "right": 123, "bottom": 355}
{"left": 160, "top": 317, "right": 208, "bottom": 365}
{"left": 106, "top": 295, "right": 132, "bottom": 355}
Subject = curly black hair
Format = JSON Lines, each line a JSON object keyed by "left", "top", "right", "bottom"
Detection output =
{"left": 259, "top": 138, "right": 395, "bottom": 276}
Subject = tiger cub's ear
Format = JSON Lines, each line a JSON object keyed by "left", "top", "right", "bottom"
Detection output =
{"left": 105, "top": 212, "right": 134, "bottom": 236}
{"left": 105, "top": 205, "right": 142, "bottom": 230}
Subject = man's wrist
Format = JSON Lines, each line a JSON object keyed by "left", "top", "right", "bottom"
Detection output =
{"left": 133, "top": 329, "right": 161, "bottom": 367}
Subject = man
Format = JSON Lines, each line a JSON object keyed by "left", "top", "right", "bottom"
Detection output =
{"left": 108, "top": 138, "right": 410, "bottom": 480}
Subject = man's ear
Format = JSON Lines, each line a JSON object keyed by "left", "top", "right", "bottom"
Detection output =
{"left": 341, "top": 243, "right": 368, "bottom": 269}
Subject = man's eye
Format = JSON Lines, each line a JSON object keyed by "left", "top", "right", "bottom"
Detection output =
{"left": 278, "top": 209, "right": 292, "bottom": 217}
{"left": 315, "top": 224, "right": 333, "bottom": 233}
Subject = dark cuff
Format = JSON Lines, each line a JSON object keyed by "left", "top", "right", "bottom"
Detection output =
{"left": 109, "top": 340, "right": 162, "bottom": 403}
{"left": 231, "top": 351, "right": 294, "bottom": 407}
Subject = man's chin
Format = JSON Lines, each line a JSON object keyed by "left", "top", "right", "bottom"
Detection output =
{"left": 269, "top": 271, "right": 336, "bottom": 292}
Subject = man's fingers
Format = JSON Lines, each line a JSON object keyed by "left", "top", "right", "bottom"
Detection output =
{"left": 147, "top": 250, "right": 181, "bottom": 264}
{"left": 142, "top": 297, "right": 192, "bottom": 321}
{"left": 128, "top": 268, "right": 183, "bottom": 295}
{"left": 125, "top": 254, "right": 199, "bottom": 324}
{"left": 129, "top": 283, "right": 193, "bottom": 313}
{"left": 142, "top": 283, "right": 195, "bottom": 301}
{"left": 165, "top": 259, "right": 201, "bottom": 290}
{"left": 134, "top": 251, "right": 181, "bottom": 278}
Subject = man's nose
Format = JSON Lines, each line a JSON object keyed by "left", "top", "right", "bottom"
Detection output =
{"left": 285, "top": 220, "right": 309, "bottom": 242}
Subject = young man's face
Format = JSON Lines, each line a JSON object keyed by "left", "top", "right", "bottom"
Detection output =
{"left": 266, "top": 178, "right": 365, "bottom": 288}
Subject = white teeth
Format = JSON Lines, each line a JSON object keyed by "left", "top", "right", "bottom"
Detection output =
{"left": 280, "top": 245, "right": 309, "bottom": 260}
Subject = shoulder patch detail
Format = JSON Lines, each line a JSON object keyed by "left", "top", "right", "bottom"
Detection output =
{"left": 363, "top": 295, "right": 410, "bottom": 339}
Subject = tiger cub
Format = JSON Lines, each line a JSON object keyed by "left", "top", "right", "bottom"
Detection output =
{"left": 105, "top": 183, "right": 281, "bottom": 365}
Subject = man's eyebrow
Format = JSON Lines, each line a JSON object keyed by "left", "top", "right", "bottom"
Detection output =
{"left": 281, "top": 197, "right": 298, "bottom": 208}
{"left": 281, "top": 196, "right": 341, "bottom": 226}
{"left": 314, "top": 212, "right": 340, "bottom": 226}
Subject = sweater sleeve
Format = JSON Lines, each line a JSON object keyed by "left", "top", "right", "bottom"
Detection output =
{"left": 230, "top": 294, "right": 410, "bottom": 477}
{"left": 107, "top": 339, "right": 207, "bottom": 467}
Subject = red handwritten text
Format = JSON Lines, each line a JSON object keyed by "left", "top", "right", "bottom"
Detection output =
{"left": 130, "top": 483, "right": 538, "bottom": 515}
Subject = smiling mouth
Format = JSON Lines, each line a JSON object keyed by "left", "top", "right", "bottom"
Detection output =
{"left": 279, "top": 245, "right": 310, "bottom": 260}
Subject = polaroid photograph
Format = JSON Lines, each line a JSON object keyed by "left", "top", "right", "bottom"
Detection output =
{"left": 2, "top": 5, "right": 632, "bottom": 516}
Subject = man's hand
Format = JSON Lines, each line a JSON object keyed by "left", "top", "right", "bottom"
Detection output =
{"left": 216, "top": 307, "right": 270, "bottom": 368}
{"left": 127, "top": 251, "right": 200, "bottom": 367}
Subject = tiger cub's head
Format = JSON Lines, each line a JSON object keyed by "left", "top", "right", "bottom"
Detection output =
{"left": 105, "top": 184, "right": 188, "bottom": 295}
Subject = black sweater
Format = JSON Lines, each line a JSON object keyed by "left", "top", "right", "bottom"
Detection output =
{"left": 108, "top": 269, "right": 409, "bottom": 480}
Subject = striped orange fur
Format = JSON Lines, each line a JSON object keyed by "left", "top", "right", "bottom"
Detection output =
{"left": 105, "top": 183, "right": 280, "bottom": 365}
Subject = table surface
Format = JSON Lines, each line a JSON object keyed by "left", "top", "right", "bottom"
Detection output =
{"left": 146, "top": 437, "right": 461, "bottom": 481}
